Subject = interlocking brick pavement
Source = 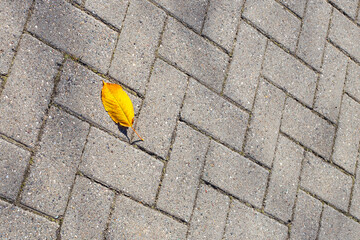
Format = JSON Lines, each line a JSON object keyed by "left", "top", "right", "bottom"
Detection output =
{"left": 1, "top": 0, "right": 360, "bottom": 239}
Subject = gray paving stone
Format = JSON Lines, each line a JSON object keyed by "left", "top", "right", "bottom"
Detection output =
{"left": 281, "top": 98, "right": 335, "bottom": 159}
{"left": 108, "top": 195, "right": 187, "bottom": 239}
{"left": 265, "top": 135, "right": 304, "bottom": 222}
{"left": 224, "top": 200, "right": 288, "bottom": 240}
{"left": 0, "top": 139, "right": 30, "bottom": 200}
{"left": 223, "top": 22, "right": 267, "bottom": 110}
{"left": 314, "top": 44, "right": 348, "bottom": 122}
{"left": 61, "top": 176, "right": 114, "bottom": 240}
{"left": 345, "top": 60, "right": 360, "bottom": 101}
{"left": 300, "top": 152, "right": 352, "bottom": 211}
{"left": 350, "top": 166, "right": 360, "bottom": 219}
{"left": 80, "top": 127, "right": 163, "bottom": 205}
{"left": 243, "top": 0, "right": 301, "bottom": 51}
{"left": 159, "top": 18, "right": 229, "bottom": 92}
{"left": 329, "top": 10, "right": 360, "bottom": 61}
{"left": 109, "top": 0, "right": 166, "bottom": 94}
{"left": 263, "top": 42, "right": 317, "bottom": 107}
{"left": 85, "top": 0, "right": 129, "bottom": 29}
{"left": 0, "top": 0, "right": 32, "bottom": 74}
{"left": 187, "top": 184, "right": 230, "bottom": 240}
{"left": 28, "top": 0, "right": 117, "bottom": 73}
{"left": 0, "top": 200, "right": 58, "bottom": 239}
{"left": 280, "top": 0, "right": 307, "bottom": 17}
{"left": 182, "top": 79, "right": 248, "bottom": 151}
{"left": 332, "top": 95, "right": 360, "bottom": 173}
{"left": 297, "top": 0, "right": 332, "bottom": 70}
{"left": 21, "top": 107, "right": 89, "bottom": 217}
{"left": 319, "top": 206, "right": 360, "bottom": 240}
{"left": 290, "top": 190, "right": 322, "bottom": 240}
{"left": 203, "top": 141, "right": 268, "bottom": 208}
{"left": 135, "top": 59, "right": 187, "bottom": 158}
{"left": 0, "top": 34, "right": 62, "bottom": 147}
{"left": 153, "top": 0, "right": 208, "bottom": 32}
{"left": 202, "top": 0, "right": 244, "bottom": 51}
{"left": 330, "top": 0, "right": 358, "bottom": 19}
{"left": 157, "top": 123, "right": 209, "bottom": 221}
{"left": 244, "top": 80, "right": 286, "bottom": 167}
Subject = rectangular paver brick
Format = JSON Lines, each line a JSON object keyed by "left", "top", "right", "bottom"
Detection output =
{"left": 61, "top": 176, "right": 114, "bottom": 240}
{"left": 135, "top": 59, "right": 187, "bottom": 158}
{"left": 108, "top": 195, "right": 187, "bottom": 239}
{"left": 281, "top": 98, "right": 335, "bottom": 159}
{"left": 187, "top": 184, "right": 230, "bottom": 240}
{"left": 345, "top": 60, "right": 360, "bottom": 101}
{"left": 224, "top": 22, "right": 267, "bottom": 110}
{"left": 263, "top": 42, "right": 317, "bottom": 107}
{"left": 244, "top": 80, "right": 286, "bottom": 167}
{"left": 159, "top": 18, "right": 229, "bottom": 92}
{"left": 182, "top": 79, "right": 249, "bottom": 151}
{"left": 21, "top": 107, "right": 89, "bottom": 217}
{"left": 28, "top": 0, "right": 117, "bottom": 73}
{"left": 224, "top": 200, "right": 288, "bottom": 240}
{"left": 301, "top": 152, "right": 352, "bottom": 211}
{"left": 0, "top": 34, "right": 62, "bottom": 147}
{"left": 243, "top": 0, "right": 301, "bottom": 51}
{"left": 297, "top": 0, "right": 332, "bottom": 70}
{"left": 280, "top": 0, "right": 307, "bottom": 17}
{"left": 265, "top": 135, "right": 304, "bottom": 222}
{"left": 204, "top": 141, "right": 268, "bottom": 208}
{"left": 80, "top": 127, "right": 163, "bottom": 205}
{"left": 109, "top": 0, "right": 166, "bottom": 94}
{"left": 157, "top": 123, "right": 209, "bottom": 221}
{"left": 330, "top": 0, "right": 359, "bottom": 19}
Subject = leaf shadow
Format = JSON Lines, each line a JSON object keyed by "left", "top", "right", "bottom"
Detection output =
{"left": 117, "top": 124, "right": 130, "bottom": 142}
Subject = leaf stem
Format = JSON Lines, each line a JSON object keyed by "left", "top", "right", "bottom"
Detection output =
{"left": 131, "top": 126, "right": 144, "bottom": 141}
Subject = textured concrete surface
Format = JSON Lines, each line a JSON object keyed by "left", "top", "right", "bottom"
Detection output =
{"left": 1, "top": 0, "right": 360, "bottom": 239}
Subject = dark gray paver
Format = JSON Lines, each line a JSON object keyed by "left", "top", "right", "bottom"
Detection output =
{"left": 204, "top": 141, "right": 268, "bottom": 208}
{"left": 281, "top": 98, "right": 335, "bottom": 159}
{"left": 224, "top": 22, "right": 267, "bottom": 110}
{"left": 244, "top": 80, "right": 286, "bottom": 167}
{"left": 109, "top": 0, "right": 166, "bottom": 94}
{"left": 330, "top": 0, "right": 358, "bottom": 19}
{"left": 157, "top": 123, "right": 209, "bottom": 222}
{"left": 28, "top": 0, "right": 117, "bottom": 73}
{"left": 135, "top": 59, "right": 187, "bottom": 158}
{"left": 187, "top": 184, "right": 230, "bottom": 240}
{"left": 182, "top": 79, "right": 248, "bottom": 151}
{"left": 61, "top": 176, "right": 114, "bottom": 240}
{"left": 80, "top": 127, "right": 163, "bottom": 205}
{"left": 0, "top": 34, "right": 62, "bottom": 147}
{"left": 159, "top": 18, "right": 229, "bottom": 92}
{"left": 280, "top": 0, "right": 307, "bottom": 17}
{"left": 345, "top": 61, "right": 360, "bottom": 101}
{"left": 108, "top": 195, "right": 187, "bottom": 240}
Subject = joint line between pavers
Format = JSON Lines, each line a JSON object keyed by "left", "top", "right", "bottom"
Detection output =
{"left": 348, "top": 144, "right": 360, "bottom": 213}
{"left": 327, "top": 0, "right": 360, "bottom": 27}
{"left": 356, "top": 0, "right": 360, "bottom": 20}
{"left": 294, "top": 0, "right": 309, "bottom": 53}
{"left": 199, "top": 0, "right": 211, "bottom": 34}
{"left": 102, "top": 190, "right": 117, "bottom": 240}
{"left": 275, "top": 0, "right": 303, "bottom": 20}
{"left": 327, "top": 38, "right": 360, "bottom": 66}
{"left": 0, "top": 132, "right": 33, "bottom": 153}
{"left": 221, "top": 196, "right": 232, "bottom": 240}
{"left": 315, "top": 204, "right": 325, "bottom": 240}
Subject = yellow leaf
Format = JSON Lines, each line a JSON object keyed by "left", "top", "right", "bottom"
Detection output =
{"left": 101, "top": 81, "right": 143, "bottom": 140}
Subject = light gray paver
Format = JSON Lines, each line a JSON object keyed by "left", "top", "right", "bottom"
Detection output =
{"left": 280, "top": 0, "right": 307, "bottom": 17}
{"left": 224, "top": 22, "right": 267, "bottom": 110}
{"left": 0, "top": 0, "right": 32, "bottom": 74}
{"left": 135, "top": 59, "right": 187, "bottom": 158}
{"left": 330, "top": 0, "right": 359, "bottom": 19}
{"left": 109, "top": 0, "right": 166, "bottom": 94}
{"left": 0, "top": 34, "right": 62, "bottom": 147}
{"left": 187, "top": 184, "right": 230, "bottom": 240}
{"left": 290, "top": 190, "right": 323, "bottom": 240}
{"left": 157, "top": 123, "right": 209, "bottom": 222}
{"left": 265, "top": 135, "right": 304, "bottom": 222}
{"left": 301, "top": 152, "right": 352, "bottom": 211}
{"left": 28, "top": 0, "right": 117, "bottom": 73}
{"left": 297, "top": 0, "right": 332, "bottom": 70}
{"left": 224, "top": 200, "right": 288, "bottom": 240}
{"left": 80, "top": 127, "right": 163, "bottom": 205}
{"left": 204, "top": 141, "right": 268, "bottom": 208}
{"left": 159, "top": 18, "right": 229, "bottom": 92}
{"left": 244, "top": 80, "right": 286, "bottom": 167}
{"left": 0, "top": 200, "right": 58, "bottom": 239}
{"left": 351, "top": 165, "right": 360, "bottom": 219}
{"left": 182, "top": 79, "right": 249, "bottom": 151}
{"left": 263, "top": 42, "right": 317, "bottom": 107}
{"left": 61, "top": 176, "right": 114, "bottom": 240}
{"left": 202, "top": 0, "right": 244, "bottom": 51}
{"left": 281, "top": 98, "right": 335, "bottom": 159}
{"left": 108, "top": 195, "right": 187, "bottom": 240}
{"left": 0, "top": 139, "right": 30, "bottom": 200}
{"left": 345, "top": 61, "right": 360, "bottom": 101}
{"left": 21, "top": 107, "right": 89, "bottom": 217}
{"left": 243, "top": 0, "right": 301, "bottom": 51}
